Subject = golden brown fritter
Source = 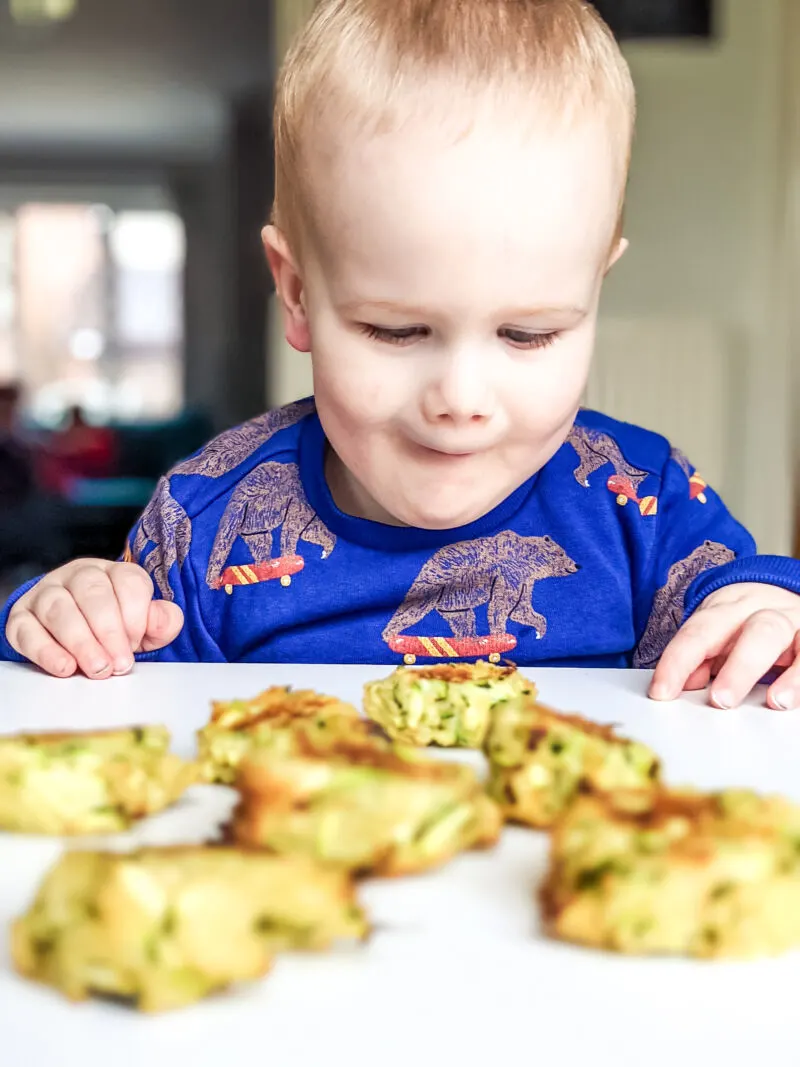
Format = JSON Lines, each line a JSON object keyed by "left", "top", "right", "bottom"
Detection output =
{"left": 541, "top": 788, "right": 800, "bottom": 958}
{"left": 231, "top": 720, "right": 502, "bottom": 876}
{"left": 12, "top": 845, "right": 368, "bottom": 1012}
{"left": 363, "top": 660, "right": 535, "bottom": 748}
{"left": 197, "top": 686, "right": 361, "bottom": 783}
{"left": 484, "top": 700, "right": 660, "bottom": 828}
{"left": 0, "top": 726, "right": 197, "bottom": 835}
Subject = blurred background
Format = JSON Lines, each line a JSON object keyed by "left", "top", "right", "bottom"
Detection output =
{"left": 0, "top": 0, "right": 797, "bottom": 600}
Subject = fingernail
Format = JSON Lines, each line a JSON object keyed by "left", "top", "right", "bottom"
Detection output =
{"left": 89, "top": 661, "right": 111, "bottom": 677}
{"left": 774, "top": 692, "right": 793, "bottom": 711}
{"left": 711, "top": 690, "right": 733, "bottom": 710}
{"left": 649, "top": 682, "right": 672, "bottom": 701}
{"left": 113, "top": 659, "right": 134, "bottom": 677}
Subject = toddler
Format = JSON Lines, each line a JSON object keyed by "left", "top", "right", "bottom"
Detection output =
{"left": 3, "top": 0, "right": 800, "bottom": 711}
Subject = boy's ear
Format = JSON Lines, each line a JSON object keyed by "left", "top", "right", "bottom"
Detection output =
{"left": 262, "top": 225, "right": 311, "bottom": 353}
{"left": 605, "top": 237, "right": 629, "bottom": 276}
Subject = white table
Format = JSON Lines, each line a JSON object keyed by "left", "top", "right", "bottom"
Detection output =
{"left": 2, "top": 662, "right": 800, "bottom": 1067}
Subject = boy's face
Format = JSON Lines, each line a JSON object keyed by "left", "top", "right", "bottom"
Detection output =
{"left": 267, "top": 104, "right": 626, "bottom": 530}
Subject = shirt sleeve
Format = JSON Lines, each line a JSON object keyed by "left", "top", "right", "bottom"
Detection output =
{"left": 632, "top": 449, "right": 800, "bottom": 668}
{"left": 123, "top": 476, "right": 226, "bottom": 663}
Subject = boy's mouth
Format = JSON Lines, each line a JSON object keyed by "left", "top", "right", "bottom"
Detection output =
{"left": 407, "top": 434, "right": 493, "bottom": 460}
{"left": 413, "top": 442, "right": 479, "bottom": 461}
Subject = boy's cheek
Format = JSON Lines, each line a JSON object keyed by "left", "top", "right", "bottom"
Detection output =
{"left": 314, "top": 345, "right": 411, "bottom": 421}
{"left": 320, "top": 386, "right": 404, "bottom": 437}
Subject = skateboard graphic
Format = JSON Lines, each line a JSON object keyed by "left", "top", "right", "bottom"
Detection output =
{"left": 670, "top": 448, "right": 709, "bottom": 505}
{"left": 205, "top": 462, "right": 336, "bottom": 593}
{"left": 607, "top": 475, "right": 658, "bottom": 517}
{"left": 383, "top": 531, "right": 578, "bottom": 663}
{"left": 214, "top": 555, "right": 305, "bottom": 595}
{"left": 689, "top": 472, "right": 708, "bottom": 504}
{"left": 386, "top": 633, "right": 518, "bottom": 666}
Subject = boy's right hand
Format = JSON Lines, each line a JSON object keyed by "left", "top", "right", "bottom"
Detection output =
{"left": 5, "top": 560, "right": 184, "bottom": 679}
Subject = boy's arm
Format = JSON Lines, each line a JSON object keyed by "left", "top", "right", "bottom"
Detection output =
{"left": 121, "top": 487, "right": 226, "bottom": 664}
{"left": 634, "top": 450, "right": 800, "bottom": 706}
{"left": 0, "top": 559, "right": 185, "bottom": 673}
{"left": 0, "top": 477, "right": 225, "bottom": 671}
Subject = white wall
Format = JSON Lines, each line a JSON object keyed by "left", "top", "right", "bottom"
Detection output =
{"left": 269, "top": 0, "right": 794, "bottom": 552}
{"left": 593, "top": 0, "right": 792, "bottom": 553}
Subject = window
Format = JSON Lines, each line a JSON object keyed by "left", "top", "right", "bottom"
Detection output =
{"left": 0, "top": 201, "right": 185, "bottom": 426}
{"left": 109, "top": 210, "right": 186, "bottom": 423}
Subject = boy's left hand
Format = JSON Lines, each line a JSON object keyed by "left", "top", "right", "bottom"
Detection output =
{"left": 650, "top": 583, "right": 800, "bottom": 710}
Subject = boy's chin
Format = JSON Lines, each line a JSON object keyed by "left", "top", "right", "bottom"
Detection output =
{"left": 393, "top": 494, "right": 498, "bottom": 531}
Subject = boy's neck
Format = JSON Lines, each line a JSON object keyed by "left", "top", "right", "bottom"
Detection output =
{"left": 324, "top": 445, "right": 409, "bottom": 527}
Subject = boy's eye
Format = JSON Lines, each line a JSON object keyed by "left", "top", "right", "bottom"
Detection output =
{"left": 361, "top": 324, "right": 429, "bottom": 346}
{"left": 499, "top": 328, "right": 559, "bottom": 351}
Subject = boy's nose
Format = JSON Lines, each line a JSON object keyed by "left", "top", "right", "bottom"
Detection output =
{"left": 422, "top": 351, "right": 495, "bottom": 426}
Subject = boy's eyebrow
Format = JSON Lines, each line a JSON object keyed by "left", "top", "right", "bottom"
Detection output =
{"left": 497, "top": 305, "right": 589, "bottom": 321}
{"left": 338, "top": 300, "right": 588, "bottom": 320}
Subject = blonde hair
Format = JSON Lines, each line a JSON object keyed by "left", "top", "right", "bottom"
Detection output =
{"left": 273, "top": 0, "right": 636, "bottom": 250}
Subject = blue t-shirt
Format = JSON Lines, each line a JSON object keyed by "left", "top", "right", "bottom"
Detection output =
{"left": 2, "top": 399, "right": 799, "bottom": 667}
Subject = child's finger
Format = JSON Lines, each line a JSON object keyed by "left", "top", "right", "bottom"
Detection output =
{"left": 708, "top": 610, "right": 796, "bottom": 709}
{"left": 766, "top": 664, "right": 800, "bottom": 709}
{"left": 5, "top": 610, "right": 78, "bottom": 678}
{"left": 30, "top": 587, "right": 115, "bottom": 679}
{"left": 765, "top": 635, "right": 800, "bottom": 710}
{"left": 649, "top": 610, "right": 735, "bottom": 701}
{"left": 138, "top": 601, "right": 184, "bottom": 653}
{"left": 66, "top": 566, "right": 136, "bottom": 676}
{"left": 109, "top": 563, "right": 155, "bottom": 655}
{"left": 683, "top": 661, "right": 712, "bottom": 692}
